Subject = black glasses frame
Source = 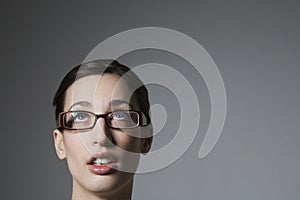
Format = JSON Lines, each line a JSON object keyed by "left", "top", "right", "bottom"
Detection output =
{"left": 58, "top": 110, "right": 151, "bottom": 130}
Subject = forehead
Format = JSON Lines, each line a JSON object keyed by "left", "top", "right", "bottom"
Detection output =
{"left": 64, "top": 74, "right": 133, "bottom": 111}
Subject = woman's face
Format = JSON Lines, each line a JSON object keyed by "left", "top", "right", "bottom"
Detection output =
{"left": 53, "top": 74, "right": 152, "bottom": 196}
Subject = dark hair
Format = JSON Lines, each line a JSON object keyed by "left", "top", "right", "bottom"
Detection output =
{"left": 52, "top": 59, "right": 150, "bottom": 127}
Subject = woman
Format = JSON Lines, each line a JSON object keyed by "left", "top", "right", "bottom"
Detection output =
{"left": 52, "top": 59, "right": 153, "bottom": 199}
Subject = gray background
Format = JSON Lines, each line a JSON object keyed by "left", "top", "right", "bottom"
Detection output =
{"left": 1, "top": 0, "right": 299, "bottom": 199}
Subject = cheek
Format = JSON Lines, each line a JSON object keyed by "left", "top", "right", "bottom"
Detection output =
{"left": 64, "top": 134, "right": 86, "bottom": 160}
{"left": 113, "top": 132, "right": 142, "bottom": 153}
{"left": 63, "top": 134, "right": 89, "bottom": 179}
{"left": 112, "top": 132, "right": 143, "bottom": 173}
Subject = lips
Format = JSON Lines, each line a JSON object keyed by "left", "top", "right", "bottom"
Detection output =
{"left": 87, "top": 153, "right": 117, "bottom": 175}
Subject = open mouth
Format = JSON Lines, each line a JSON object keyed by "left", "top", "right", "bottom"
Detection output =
{"left": 90, "top": 157, "right": 114, "bottom": 166}
{"left": 87, "top": 153, "right": 117, "bottom": 175}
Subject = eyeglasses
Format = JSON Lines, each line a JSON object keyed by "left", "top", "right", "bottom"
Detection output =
{"left": 58, "top": 110, "right": 150, "bottom": 130}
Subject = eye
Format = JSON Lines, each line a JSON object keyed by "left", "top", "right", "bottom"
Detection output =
{"left": 73, "top": 112, "right": 90, "bottom": 122}
{"left": 111, "top": 111, "right": 129, "bottom": 120}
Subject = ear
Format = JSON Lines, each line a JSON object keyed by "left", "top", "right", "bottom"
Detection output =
{"left": 141, "top": 124, "right": 153, "bottom": 154}
{"left": 53, "top": 129, "right": 66, "bottom": 160}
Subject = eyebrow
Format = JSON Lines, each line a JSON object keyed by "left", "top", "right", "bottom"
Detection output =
{"left": 68, "top": 101, "right": 92, "bottom": 111}
{"left": 68, "top": 100, "right": 133, "bottom": 111}
{"left": 110, "top": 99, "right": 133, "bottom": 109}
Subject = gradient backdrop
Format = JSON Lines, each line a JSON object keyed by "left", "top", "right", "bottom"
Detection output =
{"left": 1, "top": 1, "right": 299, "bottom": 199}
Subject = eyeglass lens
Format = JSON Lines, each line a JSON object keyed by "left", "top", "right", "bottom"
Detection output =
{"left": 63, "top": 111, "right": 139, "bottom": 129}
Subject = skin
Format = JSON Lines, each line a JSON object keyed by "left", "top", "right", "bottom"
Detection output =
{"left": 53, "top": 74, "right": 152, "bottom": 200}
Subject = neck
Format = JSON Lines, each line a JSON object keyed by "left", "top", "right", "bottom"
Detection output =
{"left": 71, "top": 178, "right": 133, "bottom": 200}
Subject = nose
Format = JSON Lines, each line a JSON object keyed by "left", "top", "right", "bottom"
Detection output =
{"left": 93, "top": 118, "right": 114, "bottom": 146}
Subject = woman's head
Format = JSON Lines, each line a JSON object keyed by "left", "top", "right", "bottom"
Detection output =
{"left": 52, "top": 60, "right": 152, "bottom": 198}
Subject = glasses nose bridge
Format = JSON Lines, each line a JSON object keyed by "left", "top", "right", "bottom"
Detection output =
{"left": 95, "top": 113, "right": 107, "bottom": 121}
{"left": 94, "top": 113, "right": 109, "bottom": 126}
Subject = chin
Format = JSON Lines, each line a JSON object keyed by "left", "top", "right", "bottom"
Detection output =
{"left": 74, "top": 170, "right": 134, "bottom": 195}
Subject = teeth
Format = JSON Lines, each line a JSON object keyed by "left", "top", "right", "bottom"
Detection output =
{"left": 93, "top": 158, "right": 112, "bottom": 165}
